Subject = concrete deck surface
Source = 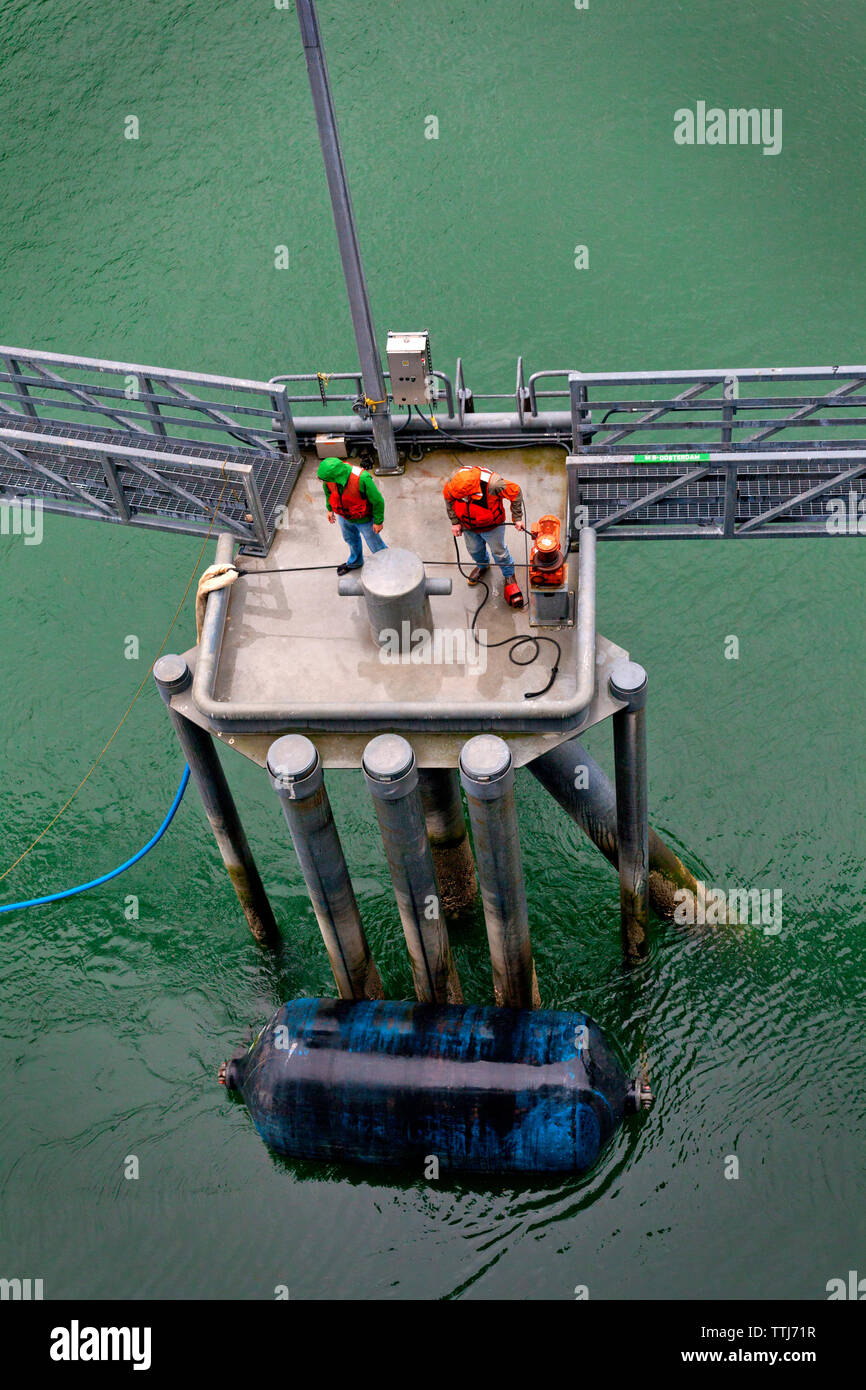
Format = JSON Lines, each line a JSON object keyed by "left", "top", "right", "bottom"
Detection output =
{"left": 179, "top": 446, "right": 628, "bottom": 767}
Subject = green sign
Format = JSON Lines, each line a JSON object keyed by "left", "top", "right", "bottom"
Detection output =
{"left": 633, "top": 452, "right": 711, "bottom": 463}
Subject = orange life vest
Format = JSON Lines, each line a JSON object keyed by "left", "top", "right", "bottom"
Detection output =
{"left": 327, "top": 464, "right": 373, "bottom": 521}
{"left": 446, "top": 468, "right": 505, "bottom": 532}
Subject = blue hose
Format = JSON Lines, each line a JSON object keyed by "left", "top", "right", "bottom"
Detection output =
{"left": 0, "top": 764, "right": 191, "bottom": 915}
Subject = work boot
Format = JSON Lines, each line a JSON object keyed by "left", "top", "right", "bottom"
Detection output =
{"left": 336, "top": 561, "right": 363, "bottom": 576}
{"left": 467, "top": 564, "right": 489, "bottom": 586}
{"left": 503, "top": 579, "right": 525, "bottom": 609}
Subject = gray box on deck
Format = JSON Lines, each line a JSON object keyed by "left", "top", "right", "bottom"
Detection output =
{"left": 387, "top": 331, "right": 431, "bottom": 406}
{"left": 315, "top": 433, "right": 348, "bottom": 458}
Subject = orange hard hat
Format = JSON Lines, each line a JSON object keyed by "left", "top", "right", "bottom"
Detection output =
{"left": 443, "top": 465, "right": 483, "bottom": 501}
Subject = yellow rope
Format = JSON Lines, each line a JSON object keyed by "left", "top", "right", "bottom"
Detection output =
{"left": 0, "top": 469, "right": 231, "bottom": 885}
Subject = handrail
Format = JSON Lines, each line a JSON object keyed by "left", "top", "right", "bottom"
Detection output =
{"left": 191, "top": 531, "right": 598, "bottom": 732}
{"left": 5, "top": 344, "right": 866, "bottom": 465}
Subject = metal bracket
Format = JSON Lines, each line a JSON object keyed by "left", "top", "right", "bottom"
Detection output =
{"left": 528, "top": 587, "right": 575, "bottom": 629}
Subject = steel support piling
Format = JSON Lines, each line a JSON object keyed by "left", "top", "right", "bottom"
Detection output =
{"left": 459, "top": 735, "right": 540, "bottom": 1009}
{"left": 416, "top": 767, "right": 478, "bottom": 917}
{"left": 609, "top": 661, "right": 650, "bottom": 962}
{"left": 363, "top": 736, "right": 462, "bottom": 1004}
{"left": 527, "top": 736, "right": 699, "bottom": 919}
{"left": 153, "top": 655, "right": 280, "bottom": 947}
{"left": 267, "top": 735, "right": 383, "bottom": 1000}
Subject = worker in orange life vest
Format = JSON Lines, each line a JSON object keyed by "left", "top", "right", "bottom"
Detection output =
{"left": 443, "top": 464, "right": 526, "bottom": 608}
{"left": 317, "top": 456, "right": 387, "bottom": 576}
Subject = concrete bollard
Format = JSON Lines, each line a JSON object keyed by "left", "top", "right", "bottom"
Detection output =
{"left": 527, "top": 738, "right": 699, "bottom": 919}
{"left": 267, "top": 735, "right": 383, "bottom": 1000}
{"left": 459, "top": 735, "right": 540, "bottom": 1009}
{"left": 153, "top": 655, "right": 280, "bottom": 947}
{"left": 363, "top": 736, "right": 462, "bottom": 1004}
{"left": 416, "top": 767, "right": 478, "bottom": 918}
{"left": 609, "top": 661, "right": 649, "bottom": 962}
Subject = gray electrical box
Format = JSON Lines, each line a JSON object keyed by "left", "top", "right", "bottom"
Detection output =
{"left": 387, "top": 331, "right": 432, "bottom": 406}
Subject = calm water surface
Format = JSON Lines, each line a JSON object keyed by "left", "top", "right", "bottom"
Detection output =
{"left": 0, "top": 0, "right": 864, "bottom": 1298}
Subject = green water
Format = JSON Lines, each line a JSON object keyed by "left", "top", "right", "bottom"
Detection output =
{"left": 1, "top": 0, "right": 864, "bottom": 1299}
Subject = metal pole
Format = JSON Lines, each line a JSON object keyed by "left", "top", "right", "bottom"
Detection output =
{"left": 459, "top": 735, "right": 540, "bottom": 1009}
{"left": 153, "top": 655, "right": 280, "bottom": 947}
{"left": 416, "top": 767, "right": 477, "bottom": 917}
{"left": 569, "top": 373, "right": 589, "bottom": 452}
{"left": 295, "top": 0, "right": 399, "bottom": 474}
{"left": 527, "top": 736, "right": 699, "bottom": 919}
{"left": 609, "top": 661, "right": 649, "bottom": 962}
{"left": 267, "top": 734, "right": 383, "bottom": 1000}
{"left": 363, "top": 736, "right": 462, "bottom": 1004}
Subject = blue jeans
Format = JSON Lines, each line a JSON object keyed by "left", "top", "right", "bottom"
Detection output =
{"left": 463, "top": 524, "right": 514, "bottom": 579}
{"left": 338, "top": 514, "right": 387, "bottom": 567}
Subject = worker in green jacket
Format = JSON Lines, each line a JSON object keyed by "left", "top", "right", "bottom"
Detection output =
{"left": 317, "top": 457, "right": 388, "bottom": 575}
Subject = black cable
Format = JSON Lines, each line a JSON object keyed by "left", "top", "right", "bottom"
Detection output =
{"left": 237, "top": 563, "right": 340, "bottom": 574}
{"left": 235, "top": 529, "right": 563, "bottom": 699}
{"left": 448, "top": 526, "right": 561, "bottom": 700}
{"left": 412, "top": 405, "right": 571, "bottom": 452}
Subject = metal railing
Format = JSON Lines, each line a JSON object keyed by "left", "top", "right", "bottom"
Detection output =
{"left": 564, "top": 367, "right": 866, "bottom": 454}
{"left": 7, "top": 349, "right": 866, "bottom": 446}
{"left": 0, "top": 346, "right": 302, "bottom": 453}
{"left": 4, "top": 345, "right": 866, "bottom": 547}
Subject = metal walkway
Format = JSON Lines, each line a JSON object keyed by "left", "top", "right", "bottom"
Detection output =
{"left": 571, "top": 449, "right": 866, "bottom": 538}
{"left": 0, "top": 348, "right": 303, "bottom": 554}
{"left": 3, "top": 346, "right": 866, "bottom": 546}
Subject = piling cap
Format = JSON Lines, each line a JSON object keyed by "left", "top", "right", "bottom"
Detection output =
{"left": 459, "top": 734, "right": 514, "bottom": 798}
{"left": 267, "top": 735, "right": 321, "bottom": 796}
{"left": 609, "top": 659, "right": 648, "bottom": 709}
{"left": 363, "top": 734, "right": 417, "bottom": 798}
{"left": 360, "top": 548, "right": 425, "bottom": 598}
{"left": 153, "top": 653, "right": 191, "bottom": 695}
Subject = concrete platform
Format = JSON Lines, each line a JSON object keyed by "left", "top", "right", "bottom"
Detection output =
{"left": 178, "top": 446, "right": 629, "bottom": 767}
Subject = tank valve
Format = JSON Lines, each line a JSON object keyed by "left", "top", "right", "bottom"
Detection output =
{"left": 626, "top": 1075, "right": 654, "bottom": 1111}
{"left": 219, "top": 1048, "right": 247, "bottom": 1090}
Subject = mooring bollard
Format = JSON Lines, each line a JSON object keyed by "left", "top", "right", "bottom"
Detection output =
{"left": 363, "top": 735, "right": 462, "bottom": 1004}
{"left": 153, "top": 655, "right": 280, "bottom": 947}
{"left": 609, "top": 661, "right": 650, "bottom": 962}
{"left": 338, "top": 547, "right": 451, "bottom": 651}
{"left": 267, "top": 735, "right": 383, "bottom": 1001}
{"left": 416, "top": 767, "right": 478, "bottom": 917}
{"left": 459, "top": 735, "right": 540, "bottom": 1009}
{"left": 527, "top": 736, "right": 699, "bottom": 919}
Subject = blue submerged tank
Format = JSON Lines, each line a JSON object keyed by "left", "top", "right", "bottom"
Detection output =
{"left": 221, "top": 999, "right": 644, "bottom": 1174}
